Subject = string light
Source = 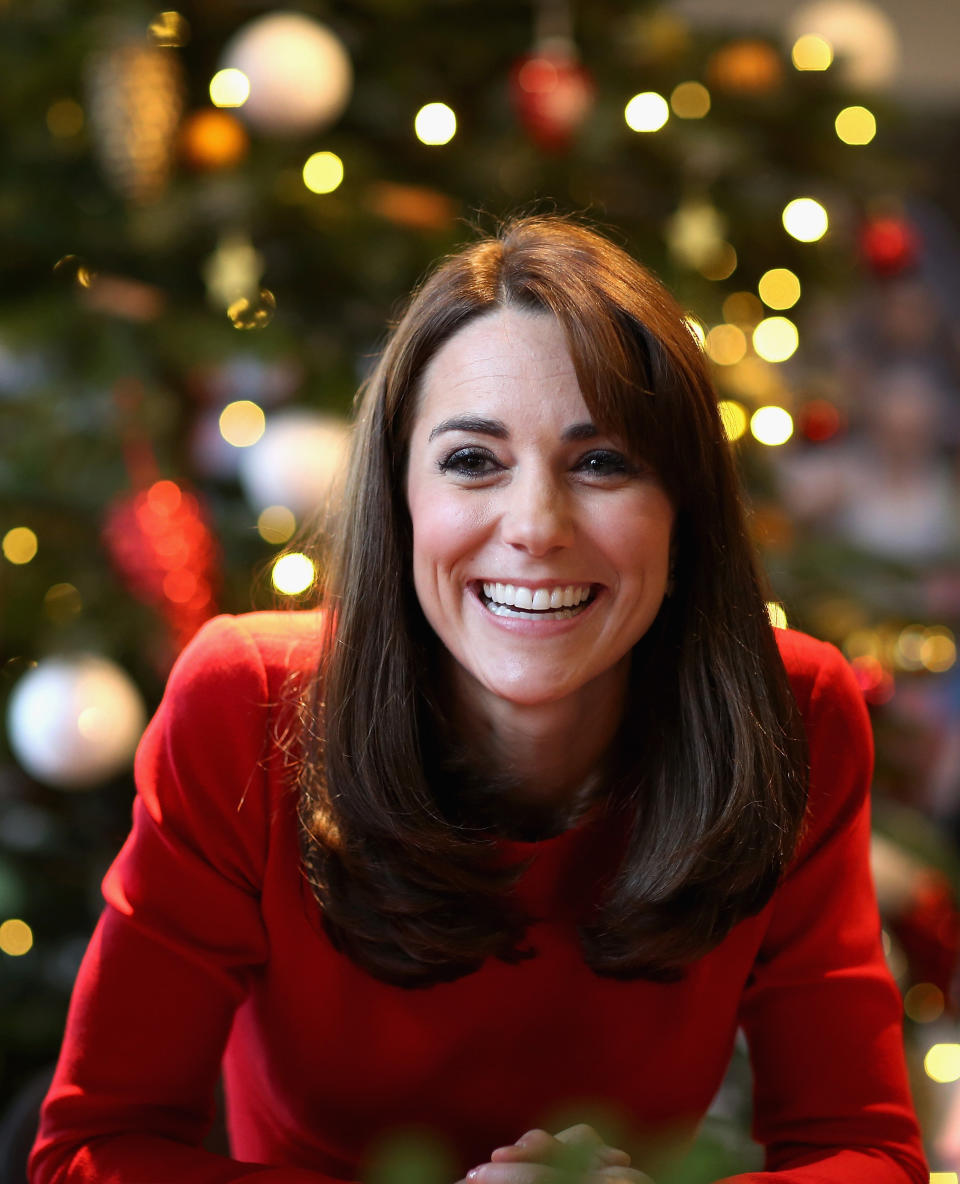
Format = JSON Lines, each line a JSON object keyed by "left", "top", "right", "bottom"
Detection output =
{"left": 782, "top": 198, "right": 828, "bottom": 243}
{"left": 835, "top": 105, "right": 876, "bottom": 146}
{"left": 302, "top": 150, "right": 344, "bottom": 194}
{"left": 414, "top": 103, "right": 456, "bottom": 145}
{"left": 699, "top": 243, "right": 737, "bottom": 281}
{"left": 669, "top": 81, "right": 710, "bottom": 119}
{"left": 791, "top": 33, "right": 833, "bottom": 71}
{"left": 750, "top": 406, "right": 793, "bottom": 446}
{"left": 0, "top": 919, "right": 33, "bottom": 956}
{"left": 219, "top": 400, "right": 266, "bottom": 447}
{"left": 920, "top": 627, "right": 956, "bottom": 673}
{"left": 227, "top": 289, "right": 276, "bottom": 330}
{"left": 210, "top": 68, "right": 250, "bottom": 108}
{"left": 924, "top": 1043, "right": 960, "bottom": 1084}
{"left": 2, "top": 527, "right": 38, "bottom": 565}
{"left": 257, "top": 505, "right": 296, "bottom": 545}
{"left": 758, "top": 268, "right": 801, "bottom": 310}
{"left": 705, "top": 324, "right": 746, "bottom": 366}
{"left": 148, "top": 11, "right": 190, "bottom": 47}
{"left": 272, "top": 552, "right": 315, "bottom": 595}
{"left": 718, "top": 399, "right": 748, "bottom": 441}
{"left": 722, "top": 291, "right": 763, "bottom": 326}
{"left": 624, "top": 92, "right": 669, "bottom": 133}
{"left": 753, "top": 316, "right": 799, "bottom": 363}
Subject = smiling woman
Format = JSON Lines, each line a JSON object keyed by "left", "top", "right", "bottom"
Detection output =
{"left": 30, "top": 217, "right": 928, "bottom": 1184}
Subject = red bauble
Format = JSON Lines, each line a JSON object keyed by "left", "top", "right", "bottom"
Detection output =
{"left": 510, "top": 50, "right": 595, "bottom": 152}
{"left": 102, "top": 479, "right": 219, "bottom": 658}
{"left": 860, "top": 216, "right": 921, "bottom": 277}
{"left": 798, "top": 398, "right": 843, "bottom": 443}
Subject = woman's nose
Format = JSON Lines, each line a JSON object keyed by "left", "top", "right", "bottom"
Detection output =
{"left": 499, "top": 470, "right": 575, "bottom": 556}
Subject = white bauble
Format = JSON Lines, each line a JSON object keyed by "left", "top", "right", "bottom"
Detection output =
{"left": 238, "top": 411, "right": 351, "bottom": 517}
{"left": 6, "top": 656, "right": 147, "bottom": 790}
{"left": 220, "top": 12, "right": 353, "bottom": 135}
{"left": 789, "top": 1, "right": 899, "bottom": 89}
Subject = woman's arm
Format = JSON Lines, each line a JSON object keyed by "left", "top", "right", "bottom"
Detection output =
{"left": 28, "top": 615, "right": 341, "bottom": 1184}
{"left": 720, "top": 637, "right": 928, "bottom": 1183}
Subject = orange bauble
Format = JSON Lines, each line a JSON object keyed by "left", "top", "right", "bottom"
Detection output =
{"left": 707, "top": 39, "right": 784, "bottom": 95}
{"left": 180, "top": 108, "right": 249, "bottom": 170}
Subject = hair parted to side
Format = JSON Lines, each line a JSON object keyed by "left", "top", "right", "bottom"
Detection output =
{"left": 297, "top": 214, "right": 808, "bottom": 988}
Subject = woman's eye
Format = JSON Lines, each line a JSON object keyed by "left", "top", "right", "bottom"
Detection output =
{"left": 575, "top": 449, "right": 635, "bottom": 478}
{"left": 437, "top": 447, "right": 501, "bottom": 478}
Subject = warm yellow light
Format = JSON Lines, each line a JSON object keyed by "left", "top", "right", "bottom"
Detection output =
{"left": 722, "top": 291, "right": 763, "bottom": 326}
{"left": 272, "top": 552, "right": 316, "bottom": 595}
{"left": 258, "top": 505, "right": 297, "bottom": 545}
{"left": 44, "top": 582, "right": 83, "bottom": 622}
{"left": 699, "top": 243, "right": 737, "bottom": 281}
{"left": 782, "top": 198, "right": 828, "bottom": 243}
{"left": 624, "top": 92, "right": 669, "bottom": 133}
{"left": 758, "top": 268, "right": 801, "bottom": 310}
{"left": 718, "top": 399, "right": 748, "bottom": 442}
{"left": 767, "top": 602, "right": 788, "bottom": 629}
{"left": 46, "top": 98, "right": 84, "bottom": 138}
{"left": 684, "top": 315, "right": 706, "bottom": 348}
{"left": 791, "top": 33, "right": 833, "bottom": 71}
{"left": 835, "top": 105, "right": 877, "bottom": 146}
{"left": 2, "top": 527, "right": 38, "bottom": 565}
{"left": 302, "top": 151, "right": 344, "bottom": 194}
{"left": 414, "top": 103, "right": 457, "bottom": 145}
{"left": 670, "top": 81, "right": 710, "bottom": 119}
{"left": 0, "top": 919, "right": 33, "bottom": 957}
{"left": 705, "top": 324, "right": 747, "bottom": 366}
{"left": 920, "top": 628, "right": 956, "bottom": 673}
{"left": 924, "top": 1043, "right": 960, "bottom": 1084}
{"left": 219, "top": 400, "right": 266, "bottom": 447}
{"left": 227, "top": 288, "right": 276, "bottom": 330}
{"left": 751, "top": 406, "right": 794, "bottom": 446}
{"left": 895, "top": 625, "right": 927, "bottom": 670}
{"left": 930, "top": 1174, "right": 959, "bottom": 1184}
{"left": 148, "top": 10, "right": 190, "bottom": 47}
{"left": 903, "top": 982, "right": 945, "bottom": 1024}
{"left": 210, "top": 68, "right": 250, "bottom": 108}
{"left": 753, "top": 316, "right": 799, "bottom": 363}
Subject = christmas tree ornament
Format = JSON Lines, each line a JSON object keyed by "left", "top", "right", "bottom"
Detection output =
{"left": 179, "top": 108, "right": 249, "bottom": 170}
{"left": 789, "top": 0, "right": 900, "bottom": 90}
{"left": 798, "top": 398, "right": 843, "bottom": 442}
{"left": 510, "top": 0, "right": 594, "bottom": 153}
{"left": 85, "top": 34, "right": 185, "bottom": 203}
{"left": 102, "top": 479, "right": 219, "bottom": 655}
{"left": 860, "top": 215, "right": 920, "bottom": 276}
{"left": 6, "top": 656, "right": 146, "bottom": 790}
{"left": 220, "top": 11, "right": 352, "bottom": 136}
{"left": 238, "top": 412, "right": 350, "bottom": 517}
{"left": 706, "top": 39, "right": 783, "bottom": 96}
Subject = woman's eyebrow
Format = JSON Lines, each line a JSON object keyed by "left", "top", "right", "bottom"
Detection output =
{"left": 427, "top": 417, "right": 599, "bottom": 443}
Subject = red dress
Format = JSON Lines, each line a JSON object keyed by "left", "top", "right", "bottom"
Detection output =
{"left": 29, "top": 613, "right": 928, "bottom": 1183}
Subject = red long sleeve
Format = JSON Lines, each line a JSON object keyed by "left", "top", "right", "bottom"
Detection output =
{"left": 29, "top": 615, "right": 928, "bottom": 1183}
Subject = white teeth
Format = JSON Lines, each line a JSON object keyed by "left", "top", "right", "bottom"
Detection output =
{"left": 480, "top": 582, "right": 593, "bottom": 615}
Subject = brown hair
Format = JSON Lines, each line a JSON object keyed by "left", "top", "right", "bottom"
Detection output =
{"left": 297, "top": 215, "right": 808, "bottom": 987}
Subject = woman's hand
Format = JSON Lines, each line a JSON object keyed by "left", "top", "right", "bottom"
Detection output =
{"left": 461, "top": 1124, "right": 653, "bottom": 1184}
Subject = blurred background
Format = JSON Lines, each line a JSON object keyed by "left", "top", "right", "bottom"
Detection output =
{"left": 2, "top": 0, "right": 960, "bottom": 1179}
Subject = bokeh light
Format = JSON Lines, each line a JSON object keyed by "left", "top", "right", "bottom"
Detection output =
{"left": 46, "top": 98, "right": 84, "bottom": 138}
{"left": 0, "top": 918, "right": 33, "bottom": 957}
{"left": 903, "top": 983, "right": 944, "bottom": 1023}
{"left": 722, "top": 291, "right": 763, "bottom": 325}
{"left": 219, "top": 400, "right": 266, "bottom": 447}
{"left": 669, "top": 81, "right": 710, "bottom": 119}
{"left": 227, "top": 288, "right": 276, "bottom": 330}
{"left": 791, "top": 33, "right": 833, "bottom": 71}
{"left": 3, "top": 527, "right": 38, "bottom": 565}
{"left": 210, "top": 68, "right": 250, "bottom": 108}
{"left": 414, "top": 103, "right": 457, "bottom": 145}
{"left": 753, "top": 316, "right": 799, "bottom": 363}
{"left": 782, "top": 198, "right": 829, "bottom": 242}
{"left": 758, "top": 268, "right": 801, "bottom": 310}
{"left": 272, "top": 552, "right": 316, "bottom": 595}
{"left": 920, "top": 627, "right": 956, "bottom": 673}
{"left": 924, "top": 1043, "right": 960, "bottom": 1084}
{"left": 718, "top": 399, "right": 748, "bottom": 441}
{"left": 835, "top": 105, "right": 876, "bottom": 145}
{"left": 705, "top": 324, "right": 746, "bottom": 366}
{"left": 750, "top": 406, "right": 794, "bottom": 446}
{"left": 258, "top": 505, "right": 297, "bottom": 545}
{"left": 43, "top": 583, "right": 83, "bottom": 623}
{"left": 767, "top": 602, "right": 788, "bottom": 629}
{"left": 930, "top": 1174, "right": 958, "bottom": 1184}
{"left": 302, "top": 150, "right": 344, "bottom": 194}
{"left": 624, "top": 92, "right": 669, "bottom": 132}
{"left": 148, "top": 10, "right": 190, "bottom": 46}
{"left": 699, "top": 243, "right": 737, "bottom": 281}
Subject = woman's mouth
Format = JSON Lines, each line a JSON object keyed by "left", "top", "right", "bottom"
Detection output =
{"left": 479, "top": 581, "right": 596, "bottom": 620}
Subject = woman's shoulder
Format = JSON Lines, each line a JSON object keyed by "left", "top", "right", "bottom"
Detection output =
{"left": 774, "top": 625, "right": 865, "bottom": 727}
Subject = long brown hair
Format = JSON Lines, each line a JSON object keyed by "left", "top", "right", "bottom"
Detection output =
{"left": 297, "top": 215, "right": 808, "bottom": 987}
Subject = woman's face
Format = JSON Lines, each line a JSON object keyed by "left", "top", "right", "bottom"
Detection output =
{"left": 404, "top": 307, "right": 675, "bottom": 716}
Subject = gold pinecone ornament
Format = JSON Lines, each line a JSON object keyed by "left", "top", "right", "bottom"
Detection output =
{"left": 85, "top": 36, "right": 185, "bottom": 203}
